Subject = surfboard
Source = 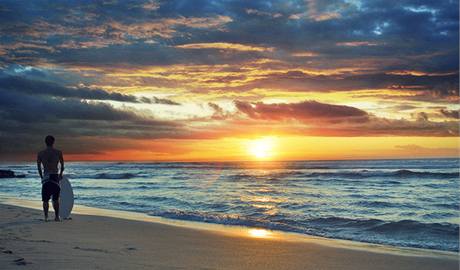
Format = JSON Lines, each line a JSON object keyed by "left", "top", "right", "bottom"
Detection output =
{"left": 59, "top": 176, "right": 74, "bottom": 219}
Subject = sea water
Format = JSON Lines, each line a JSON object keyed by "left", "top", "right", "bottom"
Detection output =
{"left": 1, "top": 158, "right": 458, "bottom": 252}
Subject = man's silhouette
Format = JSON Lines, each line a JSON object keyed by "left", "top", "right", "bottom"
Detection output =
{"left": 37, "top": 135, "right": 64, "bottom": 222}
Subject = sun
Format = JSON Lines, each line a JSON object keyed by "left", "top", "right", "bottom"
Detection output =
{"left": 247, "top": 137, "right": 276, "bottom": 160}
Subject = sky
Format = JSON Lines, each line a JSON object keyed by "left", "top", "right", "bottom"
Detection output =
{"left": 0, "top": 0, "right": 458, "bottom": 161}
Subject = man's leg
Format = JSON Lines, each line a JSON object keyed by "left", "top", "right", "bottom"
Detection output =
{"left": 52, "top": 200, "right": 60, "bottom": 221}
{"left": 42, "top": 183, "right": 50, "bottom": 221}
{"left": 43, "top": 201, "right": 49, "bottom": 221}
{"left": 51, "top": 182, "right": 61, "bottom": 221}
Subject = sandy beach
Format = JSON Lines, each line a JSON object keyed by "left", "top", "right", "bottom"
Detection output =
{"left": 0, "top": 199, "right": 457, "bottom": 270}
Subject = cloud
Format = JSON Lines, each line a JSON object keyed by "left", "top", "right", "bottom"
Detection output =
{"left": 0, "top": 86, "right": 184, "bottom": 158}
{"left": 142, "top": 0, "right": 160, "bottom": 11}
{"left": 414, "top": 112, "right": 429, "bottom": 121}
{"left": 174, "top": 42, "right": 274, "bottom": 52}
{"left": 336, "top": 41, "right": 379, "bottom": 47}
{"left": 303, "top": 0, "right": 343, "bottom": 21}
{"left": 0, "top": 0, "right": 458, "bottom": 159}
{"left": 290, "top": 51, "right": 319, "bottom": 57}
{"left": 231, "top": 100, "right": 458, "bottom": 137}
{"left": 100, "top": 15, "right": 233, "bottom": 41}
{"left": 245, "top": 8, "right": 283, "bottom": 18}
{"left": 234, "top": 100, "right": 368, "bottom": 122}
{"left": 1, "top": 0, "right": 456, "bottom": 86}
{"left": 141, "top": 96, "right": 181, "bottom": 105}
{"left": 0, "top": 12, "right": 233, "bottom": 55}
{"left": 0, "top": 74, "right": 180, "bottom": 105}
{"left": 228, "top": 71, "right": 459, "bottom": 99}
{"left": 440, "top": 109, "right": 460, "bottom": 119}
{"left": 0, "top": 89, "right": 138, "bottom": 122}
{"left": 208, "top": 102, "right": 230, "bottom": 120}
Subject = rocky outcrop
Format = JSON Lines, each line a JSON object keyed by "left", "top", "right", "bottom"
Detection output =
{"left": 0, "top": 170, "right": 25, "bottom": 178}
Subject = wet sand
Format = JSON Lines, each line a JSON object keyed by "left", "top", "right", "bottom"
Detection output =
{"left": 0, "top": 199, "right": 458, "bottom": 270}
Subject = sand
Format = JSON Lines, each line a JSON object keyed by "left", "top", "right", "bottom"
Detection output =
{"left": 0, "top": 199, "right": 458, "bottom": 270}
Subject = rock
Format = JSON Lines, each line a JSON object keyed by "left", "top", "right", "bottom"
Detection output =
{"left": 0, "top": 170, "right": 25, "bottom": 178}
{"left": 0, "top": 170, "right": 15, "bottom": 178}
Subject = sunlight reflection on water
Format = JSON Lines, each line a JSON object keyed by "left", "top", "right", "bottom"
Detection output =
{"left": 248, "top": 228, "right": 272, "bottom": 238}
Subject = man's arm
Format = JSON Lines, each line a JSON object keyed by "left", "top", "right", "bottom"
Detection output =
{"left": 37, "top": 154, "right": 43, "bottom": 180}
{"left": 59, "top": 151, "right": 64, "bottom": 179}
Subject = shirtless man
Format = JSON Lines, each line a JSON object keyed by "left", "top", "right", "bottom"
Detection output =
{"left": 37, "top": 135, "right": 64, "bottom": 222}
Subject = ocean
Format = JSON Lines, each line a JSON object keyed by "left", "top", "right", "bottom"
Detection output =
{"left": 1, "top": 158, "right": 458, "bottom": 252}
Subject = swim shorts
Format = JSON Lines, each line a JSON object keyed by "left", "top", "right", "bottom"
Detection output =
{"left": 41, "top": 174, "right": 60, "bottom": 202}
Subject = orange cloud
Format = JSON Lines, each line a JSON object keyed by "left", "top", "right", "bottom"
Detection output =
{"left": 234, "top": 100, "right": 368, "bottom": 122}
{"left": 336, "top": 41, "right": 379, "bottom": 47}
{"left": 291, "top": 51, "right": 320, "bottom": 57}
{"left": 174, "top": 42, "right": 274, "bottom": 52}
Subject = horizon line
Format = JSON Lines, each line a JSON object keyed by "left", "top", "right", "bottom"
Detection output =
{"left": 1, "top": 156, "right": 458, "bottom": 164}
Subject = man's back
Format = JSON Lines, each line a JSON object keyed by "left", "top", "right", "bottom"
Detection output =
{"left": 38, "top": 147, "right": 63, "bottom": 175}
{"left": 37, "top": 135, "right": 64, "bottom": 221}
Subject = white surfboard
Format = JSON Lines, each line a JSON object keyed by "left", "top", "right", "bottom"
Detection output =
{"left": 59, "top": 176, "right": 74, "bottom": 219}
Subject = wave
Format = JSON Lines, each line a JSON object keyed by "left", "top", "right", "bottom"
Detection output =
{"left": 149, "top": 210, "right": 268, "bottom": 228}
{"left": 147, "top": 210, "right": 459, "bottom": 251}
{"left": 353, "top": 200, "right": 419, "bottom": 209}
{"left": 367, "top": 219, "right": 458, "bottom": 236}
{"left": 137, "top": 185, "right": 160, "bottom": 190}
{"left": 392, "top": 169, "right": 458, "bottom": 178}
{"left": 72, "top": 185, "right": 115, "bottom": 190}
{"left": 307, "top": 217, "right": 459, "bottom": 251}
{"left": 64, "top": 169, "right": 460, "bottom": 182}
{"left": 307, "top": 217, "right": 457, "bottom": 235}
{"left": 433, "top": 203, "right": 459, "bottom": 210}
{"left": 73, "top": 172, "right": 141, "bottom": 179}
{"left": 306, "top": 170, "right": 458, "bottom": 179}
{"left": 224, "top": 169, "right": 458, "bottom": 182}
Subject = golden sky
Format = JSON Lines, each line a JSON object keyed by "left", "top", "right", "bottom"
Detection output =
{"left": 0, "top": 0, "right": 458, "bottom": 161}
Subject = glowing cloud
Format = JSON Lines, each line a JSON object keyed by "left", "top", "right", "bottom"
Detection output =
{"left": 175, "top": 42, "right": 274, "bottom": 52}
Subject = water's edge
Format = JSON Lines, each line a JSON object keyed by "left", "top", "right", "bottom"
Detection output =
{"left": 0, "top": 195, "right": 457, "bottom": 259}
{"left": 1, "top": 159, "right": 458, "bottom": 252}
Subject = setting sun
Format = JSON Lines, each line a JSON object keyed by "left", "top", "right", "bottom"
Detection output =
{"left": 247, "top": 137, "right": 276, "bottom": 160}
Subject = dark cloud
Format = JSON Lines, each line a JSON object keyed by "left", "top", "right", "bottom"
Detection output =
{"left": 218, "top": 71, "right": 459, "bottom": 100}
{"left": 0, "top": 0, "right": 457, "bottom": 73}
{"left": 0, "top": 89, "right": 136, "bottom": 122}
{"left": 234, "top": 100, "right": 369, "bottom": 122}
{"left": 139, "top": 96, "right": 180, "bottom": 105}
{"left": 415, "top": 112, "right": 429, "bottom": 122}
{"left": 208, "top": 102, "right": 228, "bottom": 120}
{"left": 0, "top": 73, "right": 180, "bottom": 105}
{"left": 353, "top": 116, "right": 458, "bottom": 137}
{"left": 0, "top": 84, "right": 185, "bottom": 158}
{"left": 440, "top": 109, "right": 460, "bottom": 119}
{"left": 232, "top": 100, "right": 458, "bottom": 137}
{"left": 0, "top": 75, "right": 136, "bottom": 102}
{"left": 0, "top": 1, "right": 457, "bottom": 104}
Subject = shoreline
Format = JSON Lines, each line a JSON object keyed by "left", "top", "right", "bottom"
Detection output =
{"left": 1, "top": 196, "right": 457, "bottom": 260}
{"left": 0, "top": 198, "right": 458, "bottom": 269}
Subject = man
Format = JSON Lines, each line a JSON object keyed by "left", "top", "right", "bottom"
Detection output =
{"left": 37, "top": 135, "right": 64, "bottom": 222}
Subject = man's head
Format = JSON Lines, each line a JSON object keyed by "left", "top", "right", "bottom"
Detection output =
{"left": 45, "top": 135, "right": 55, "bottom": 147}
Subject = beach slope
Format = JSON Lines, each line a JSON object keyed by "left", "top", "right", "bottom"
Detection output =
{"left": 0, "top": 203, "right": 457, "bottom": 270}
